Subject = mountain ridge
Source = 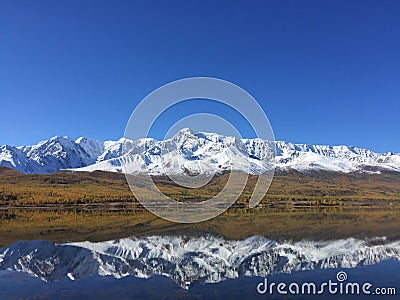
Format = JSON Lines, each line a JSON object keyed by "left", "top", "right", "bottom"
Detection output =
{"left": 1, "top": 129, "right": 399, "bottom": 175}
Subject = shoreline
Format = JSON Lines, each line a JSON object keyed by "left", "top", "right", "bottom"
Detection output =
{"left": 1, "top": 206, "right": 400, "bottom": 247}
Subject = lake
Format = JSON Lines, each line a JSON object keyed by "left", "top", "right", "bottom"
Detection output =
{"left": 0, "top": 234, "right": 399, "bottom": 299}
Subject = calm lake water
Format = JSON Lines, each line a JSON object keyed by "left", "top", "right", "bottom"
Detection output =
{"left": 0, "top": 235, "right": 399, "bottom": 299}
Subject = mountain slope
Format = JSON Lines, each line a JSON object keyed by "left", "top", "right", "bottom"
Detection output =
{"left": 1, "top": 129, "right": 399, "bottom": 174}
{"left": 0, "top": 136, "right": 96, "bottom": 174}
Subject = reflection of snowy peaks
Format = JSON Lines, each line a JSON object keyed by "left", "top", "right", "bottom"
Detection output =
{"left": 0, "top": 236, "right": 399, "bottom": 289}
{"left": 1, "top": 129, "right": 400, "bottom": 174}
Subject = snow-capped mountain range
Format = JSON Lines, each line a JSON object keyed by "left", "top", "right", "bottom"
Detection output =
{"left": 1, "top": 128, "right": 399, "bottom": 175}
{"left": 0, "top": 236, "right": 398, "bottom": 288}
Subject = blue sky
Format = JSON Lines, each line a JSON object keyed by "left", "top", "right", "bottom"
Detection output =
{"left": 1, "top": 0, "right": 399, "bottom": 152}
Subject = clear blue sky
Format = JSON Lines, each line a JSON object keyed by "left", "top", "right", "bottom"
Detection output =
{"left": 1, "top": 0, "right": 399, "bottom": 152}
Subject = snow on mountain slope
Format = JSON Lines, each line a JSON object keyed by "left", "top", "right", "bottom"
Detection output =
{"left": 75, "top": 137, "right": 105, "bottom": 162}
{"left": 0, "top": 136, "right": 98, "bottom": 174}
{"left": 274, "top": 141, "right": 400, "bottom": 173}
{"left": 0, "top": 236, "right": 398, "bottom": 288}
{"left": 1, "top": 129, "right": 399, "bottom": 174}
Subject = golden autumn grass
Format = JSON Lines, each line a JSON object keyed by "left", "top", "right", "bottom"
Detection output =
{"left": 1, "top": 166, "right": 400, "bottom": 206}
{"left": 0, "top": 166, "right": 399, "bottom": 246}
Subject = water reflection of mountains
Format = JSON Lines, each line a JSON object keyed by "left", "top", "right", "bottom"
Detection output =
{"left": 0, "top": 236, "right": 399, "bottom": 289}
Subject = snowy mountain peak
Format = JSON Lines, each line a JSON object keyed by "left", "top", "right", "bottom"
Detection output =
{"left": 75, "top": 136, "right": 87, "bottom": 143}
{"left": 1, "top": 131, "right": 399, "bottom": 174}
{"left": 172, "top": 127, "right": 195, "bottom": 138}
